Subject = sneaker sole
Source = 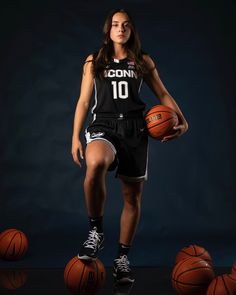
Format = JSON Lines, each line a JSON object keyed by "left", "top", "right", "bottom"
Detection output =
{"left": 77, "top": 245, "right": 104, "bottom": 261}
{"left": 113, "top": 273, "right": 135, "bottom": 284}
{"left": 77, "top": 254, "right": 96, "bottom": 261}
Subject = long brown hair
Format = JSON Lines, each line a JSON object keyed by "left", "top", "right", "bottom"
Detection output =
{"left": 93, "top": 8, "right": 150, "bottom": 79}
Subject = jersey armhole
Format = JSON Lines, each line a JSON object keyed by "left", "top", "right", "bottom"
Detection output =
{"left": 84, "top": 51, "right": 99, "bottom": 65}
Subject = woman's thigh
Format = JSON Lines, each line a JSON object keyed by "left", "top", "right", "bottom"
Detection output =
{"left": 85, "top": 140, "right": 115, "bottom": 169}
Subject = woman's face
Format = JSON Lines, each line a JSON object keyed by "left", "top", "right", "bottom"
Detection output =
{"left": 110, "top": 12, "right": 131, "bottom": 45}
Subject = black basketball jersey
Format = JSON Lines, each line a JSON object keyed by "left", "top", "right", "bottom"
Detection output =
{"left": 91, "top": 57, "right": 145, "bottom": 114}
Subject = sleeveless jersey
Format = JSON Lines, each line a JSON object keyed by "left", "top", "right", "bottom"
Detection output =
{"left": 91, "top": 57, "right": 145, "bottom": 114}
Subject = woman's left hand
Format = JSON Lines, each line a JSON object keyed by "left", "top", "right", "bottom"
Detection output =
{"left": 161, "top": 121, "right": 188, "bottom": 143}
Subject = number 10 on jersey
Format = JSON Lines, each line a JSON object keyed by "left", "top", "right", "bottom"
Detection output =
{"left": 111, "top": 81, "right": 128, "bottom": 99}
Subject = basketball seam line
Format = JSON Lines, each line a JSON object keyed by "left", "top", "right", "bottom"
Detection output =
{"left": 175, "top": 266, "right": 213, "bottom": 281}
{"left": 172, "top": 280, "right": 212, "bottom": 286}
{"left": 178, "top": 251, "right": 210, "bottom": 262}
{"left": 148, "top": 117, "right": 177, "bottom": 129}
{"left": 65, "top": 258, "right": 81, "bottom": 289}
{"left": 7, "top": 271, "right": 18, "bottom": 289}
{"left": 78, "top": 262, "right": 86, "bottom": 293}
{"left": 17, "top": 233, "right": 22, "bottom": 257}
{"left": 95, "top": 260, "right": 100, "bottom": 287}
{"left": 4, "top": 232, "right": 18, "bottom": 258}
{"left": 213, "top": 276, "right": 218, "bottom": 295}
{"left": 222, "top": 275, "right": 231, "bottom": 295}
{"left": 147, "top": 109, "right": 177, "bottom": 116}
{"left": 172, "top": 258, "right": 188, "bottom": 280}
{"left": 0, "top": 229, "right": 17, "bottom": 243}
{"left": 227, "top": 274, "right": 236, "bottom": 282}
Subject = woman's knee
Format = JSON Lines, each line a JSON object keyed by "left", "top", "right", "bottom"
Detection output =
{"left": 122, "top": 182, "right": 143, "bottom": 208}
{"left": 85, "top": 141, "right": 115, "bottom": 174}
{"left": 85, "top": 155, "right": 112, "bottom": 186}
{"left": 124, "top": 194, "right": 141, "bottom": 209}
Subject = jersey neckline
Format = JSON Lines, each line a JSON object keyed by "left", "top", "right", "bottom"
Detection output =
{"left": 112, "top": 57, "right": 128, "bottom": 63}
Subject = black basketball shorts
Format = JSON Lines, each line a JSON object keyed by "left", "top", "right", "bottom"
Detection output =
{"left": 85, "top": 113, "right": 149, "bottom": 182}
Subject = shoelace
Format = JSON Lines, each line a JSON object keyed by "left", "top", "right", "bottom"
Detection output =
{"left": 114, "top": 255, "right": 131, "bottom": 273}
{"left": 83, "top": 228, "right": 102, "bottom": 249}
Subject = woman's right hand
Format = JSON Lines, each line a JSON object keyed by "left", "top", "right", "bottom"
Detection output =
{"left": 71, "top": 136, "right": 84, "bottom": 167}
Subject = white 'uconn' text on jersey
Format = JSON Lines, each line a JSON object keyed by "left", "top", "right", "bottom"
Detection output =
{"left": 91, "top": 57, "right": 146, "bottom": 114}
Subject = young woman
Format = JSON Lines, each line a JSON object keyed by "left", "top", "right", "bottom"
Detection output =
{"left": 71, "top": 8, "right": 188, "bottom": 283}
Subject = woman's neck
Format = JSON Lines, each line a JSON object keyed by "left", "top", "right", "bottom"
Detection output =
{"left": 112, "top": 44, "right": 127, "bottom": 59}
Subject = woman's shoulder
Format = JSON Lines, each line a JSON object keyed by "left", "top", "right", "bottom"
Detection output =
{"left": 84, "top": 51, "right": 100, "bottom": 63}
{"left": 84, "top": 53, "right": 94, "bottom": 63}
{"left": 141, "top": 53, "right": 156, "bottom": 72}
{"left": 142, "top": 53, "right": 155, "bottom": 66}
{"left": 82, "top": 53, "right": 95, "bottom": 76}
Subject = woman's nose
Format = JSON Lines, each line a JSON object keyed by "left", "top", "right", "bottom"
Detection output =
{"left": 119, "top": 26, "right": 125, "bottom": 32}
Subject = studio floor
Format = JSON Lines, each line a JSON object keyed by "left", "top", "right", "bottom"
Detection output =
{"left": 0, "top": 267, "right": 228, "bottom": 295}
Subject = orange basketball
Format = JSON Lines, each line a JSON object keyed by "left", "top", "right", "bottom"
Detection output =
{"left": 207, "top": 274, "right": 236, "bottom": 295}
{"left": 0, "top": 269, "right": 28, "bottom": 290}
{"left": 145, "top": 104, "right": 178, "bottom": 140}
{"left": 175, "top": 244, "right": 212, "bottom": 266}
{"left": 172, "top": 257, "right": 215, "bottom": 295}
{"left": 0, "top": 229, "right": 28, "bottom": 260}
{"left": 64, "top": 256, "right": 106, "bottom": 295}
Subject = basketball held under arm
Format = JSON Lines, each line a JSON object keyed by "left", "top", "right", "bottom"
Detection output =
{"left": 143, "top": 55, "right": 188, "bottom": 139}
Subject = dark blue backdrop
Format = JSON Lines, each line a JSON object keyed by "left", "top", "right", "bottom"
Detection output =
{"left": 0, "top": 0, "right": 235, "bottom": 268}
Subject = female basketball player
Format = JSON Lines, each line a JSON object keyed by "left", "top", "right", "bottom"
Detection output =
{"left": 71, "top": 8, "right": 188, "bottom": 283}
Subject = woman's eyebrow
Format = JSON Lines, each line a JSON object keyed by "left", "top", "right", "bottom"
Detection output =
{"left": 112, "top": 20, "right": 130, "bottom": 23}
